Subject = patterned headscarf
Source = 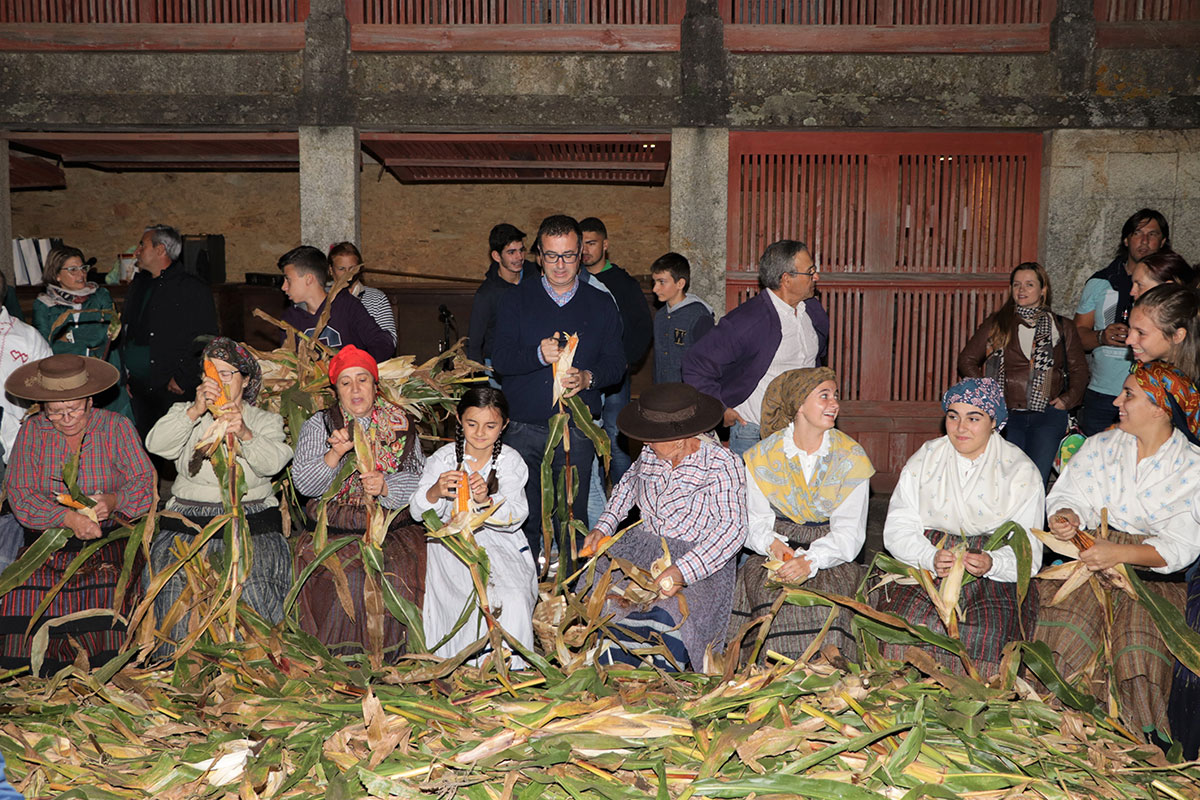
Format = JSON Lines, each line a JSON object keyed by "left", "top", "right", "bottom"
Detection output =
{"left": 942, "top": 377, "right": 1008, "bottom": 430}
{"left": 202, "top": 337, "right": 262, "bottom": 404}
{"left": 1130, "top": 361, "right": 1200, "bottom": 441}
{"left": 760, "top": 367, "right": 838, "bottom": 439}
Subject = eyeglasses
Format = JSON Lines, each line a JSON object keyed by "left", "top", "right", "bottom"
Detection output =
{"left": 786, "top": 267, "right": 818, "bottom": 278}
{"left": 542, "top": 251, "right": 580, "bottom": 265}
{"left": 214, "top": 368, "right": 238, "bottom": 382}
{"left": 45, "top": 406, "right": 88, "bottom": 421}
{"left": 61, "top": 266, "right": 87, "bottom": 275}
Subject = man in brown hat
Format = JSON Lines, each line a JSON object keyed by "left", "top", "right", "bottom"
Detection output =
{"left": 580, "top": 382, "right": 747, "bottom": 671}
{"left": 0, "top": 354, "right": 155, "bottom": 674}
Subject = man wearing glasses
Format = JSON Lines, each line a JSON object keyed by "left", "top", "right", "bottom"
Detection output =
{"left": 683, "top": 239, "right": 829, "bottom": 457}
{"left": 491, "top": 214, "right": 627, "bottom": 567}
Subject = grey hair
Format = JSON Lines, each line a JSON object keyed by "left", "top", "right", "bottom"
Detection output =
{"left": 144, "top": 224, "right": 183, "bottom": 261}
{"left": 758, "top": 240, "right": 810, "bottom": 290}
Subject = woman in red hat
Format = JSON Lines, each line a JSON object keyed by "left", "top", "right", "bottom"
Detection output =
{"left": 291, "top": 346, "right": 427, "bottom": 659}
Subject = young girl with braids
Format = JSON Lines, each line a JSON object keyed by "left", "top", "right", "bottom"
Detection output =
{"left": 410, "top": 387, "right": 536, "bottom": 665}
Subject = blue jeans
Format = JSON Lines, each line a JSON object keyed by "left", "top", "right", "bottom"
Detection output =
{"left": 507, "top": 419, "right": 595, "bottom": 566}
{"left": 1004, "top": 407, "right": 1069, "bottom": 486}
{"left": 1078, "top": 388, "right": 1118, "bottom": 436}
{"left": 587, "top": 373, "right": 633, "bottom": 527}
{"left": 728, "top": 421, "right": 761, "bottom": 458}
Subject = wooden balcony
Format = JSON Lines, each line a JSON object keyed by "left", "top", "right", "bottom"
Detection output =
{"left": 1094, "top": 0, "right": 1200, "bottom": 47}
{"left": 347, "top": 0, "right": 685, "bottom": 50}
{"left": 721, "top": 0, "right": 1056, "bottom": 52}
{"left": 0, "top": 0, "right": 309, "bottom": 49}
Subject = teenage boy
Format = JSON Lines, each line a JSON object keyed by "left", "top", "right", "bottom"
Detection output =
{"left": 650, "top": 252, "right": 714, "bottom": 384}
{"left": 278, "top": 245, "right": 395, "bottom": 362}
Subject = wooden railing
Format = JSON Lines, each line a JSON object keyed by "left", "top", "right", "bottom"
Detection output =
{"left": 721, "top": 0, "right": 1055, "bottom": 51}
{"left": 347, "top": 0, "right": 684, "bottom": 49}
{"left": 1094, "top": 0, "right": 1198, "bottom": 46}
{"left": 727, "top": 270, "right": 1010, "bottom": 488}
{"left": 726, "top": 272, "right": 1010, "bottom": 403}
{"left": 0, "top": 0, "right": 308, "bottom": 48}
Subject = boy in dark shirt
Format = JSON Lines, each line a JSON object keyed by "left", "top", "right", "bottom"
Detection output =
{"left": 651, "top": 252, "right": 715, "bottom": 384}
{"left": 277, "top": 245, "right": 394, "bottom": 363}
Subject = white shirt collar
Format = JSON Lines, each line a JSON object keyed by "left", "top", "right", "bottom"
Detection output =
{"left": 780, "top": 422, "right": 831, "bottom": 461}
{"left": 767, "top": 287, "right": 803, "bottom": 318}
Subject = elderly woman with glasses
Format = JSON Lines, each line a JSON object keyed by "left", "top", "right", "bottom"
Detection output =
{"left": 0, "top": 354, "right": 155, "bottom": 674}
{"left": 144, "top": 337, "right": 294, "bottom": 656}
{"left": 33, "top": 245, "right": 132, "bottom": 420}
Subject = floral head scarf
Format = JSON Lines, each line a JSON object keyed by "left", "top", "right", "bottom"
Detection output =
{"left": 202, "top": 337, "right": 262, "bottom": 404}
{"left": 1130, "top": 361, "right": 1200, "bottom": 441}
{"left": 942, "top": 377, "right": 1007, "bottom": 430}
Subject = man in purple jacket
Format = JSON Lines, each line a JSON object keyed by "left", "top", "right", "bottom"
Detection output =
{"left": 682, "top": 239, "right": 829, "bottom": 457}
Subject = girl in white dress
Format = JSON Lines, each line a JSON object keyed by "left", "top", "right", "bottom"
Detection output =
{"left": 411, "top": 387, "right": 535, "bottom": 665}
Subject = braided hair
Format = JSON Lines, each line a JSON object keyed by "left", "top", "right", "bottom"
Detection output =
{"left": 456, "top": 387, "right": 510, "bottom": 496}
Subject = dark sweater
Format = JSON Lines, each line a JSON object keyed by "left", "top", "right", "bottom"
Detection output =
{"left": 281, "top": 291, "right": 394, "bottom": 362}
{"left": 490, "top": 277, "right": 627, "bottom": 423}
{"left": 466, "top": 260, "right": 538, "bottom": 362}
{"left": 592, "top": 261, "right": 653, "bottom": 369}
{"left": 122, "top": 261, "right": 218, "bottom": 394}
{"left": 653, "top": 295, "right": 715, "bottom": 384}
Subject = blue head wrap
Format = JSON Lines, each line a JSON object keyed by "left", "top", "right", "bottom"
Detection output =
{"left": 941, "top": 377, "right": 1007, "bottom": 431}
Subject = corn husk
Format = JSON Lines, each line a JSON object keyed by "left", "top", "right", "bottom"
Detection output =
{"left": 550, "top": 331, "right": 579, "bottom": 405}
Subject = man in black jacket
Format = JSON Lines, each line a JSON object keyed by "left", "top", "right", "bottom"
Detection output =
{"left": 579, "top": 217, "right": 652, "bottom": 516}
{"left": 121, "top": 224, "right": 219, "bottom": 437}
{"left": 466, "top": 223, "right": 538, "bottom": 371}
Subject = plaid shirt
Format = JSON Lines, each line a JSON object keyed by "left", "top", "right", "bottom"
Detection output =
{"left": 5, "top": 409, "right": 155, "bottom": 530}
{"left": 596, "top": 437, "right": 747, "bottom": 585}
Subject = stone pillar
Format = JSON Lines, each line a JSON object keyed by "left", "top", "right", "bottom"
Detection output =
{"left": 670, "top": 127, "right": 729, "bottom": 316}
{"left": 298, "top": 126, "right": 360, "bottom": 249}
{"left": 0, "top": 138, "right": 11, "bottom": 287}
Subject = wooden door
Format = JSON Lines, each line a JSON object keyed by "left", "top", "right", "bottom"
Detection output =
{"left": 727, "top": 131, "right": 1043, "bottom": 489}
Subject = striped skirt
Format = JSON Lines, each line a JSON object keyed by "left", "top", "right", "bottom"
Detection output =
{"left": 146, "top": 502, "right": 293, "bottom": 659}
{"left": 727, "top": 520, "right": 862, "bottom": 665}
{"left": 1036, "top": 529, "right": 1183, "bottom": 740}
{"left": 0, "top": 537, "right": 139, "bottom": 675}
{"left": 294, "top": 500, "right": 426, "bottom": 662}
{"left": 873, "top": 529, "right": 1038, "bottom": 677}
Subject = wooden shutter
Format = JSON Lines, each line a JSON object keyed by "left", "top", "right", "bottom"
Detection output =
{"left": 727, "top": 131, "right": 1042, "bottom": 488}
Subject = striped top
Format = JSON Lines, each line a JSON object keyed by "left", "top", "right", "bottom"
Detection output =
{"left": 5, "top": 409, "right": 155, "bottom": 530}
{"left": 595, "top": 436, "right": 747, "bottom": 586}
{"left": 356, "top": 286, "right": 397, "bottom": 349}
{"left": 292, "top": 410, "right": 424, "bottom": 509}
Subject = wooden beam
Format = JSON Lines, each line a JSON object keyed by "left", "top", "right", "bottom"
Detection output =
{"left": 350, "top": 23, "right": 680, "bottom": 51}
{"left": 6, "top": 132, "right": 299, "bottom": 142}
{"left": 723, "top": 23, "right": 1050, "bottom": 53}
{"left": 362, "top": 133, "right": 672, "bottom": 143}
{"left": 1095, "top": 22, "right": 1200, "bottom": 48}
{"left": 379, "top": 157, "right": 667, "bottom": 170}
{"left": 0, "top": 22, "right": 305, "bottom": 51}
{"left": 9, "top": 154, "right": 66, "bottom": 189}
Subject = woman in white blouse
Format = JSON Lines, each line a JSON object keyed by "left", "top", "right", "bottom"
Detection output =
{"left": 410, "top": 387, "right": 534, "bottom": 666}
{"left": 728, "top": 367, "right": 873, "bottom": 663}
{"left": 877, "top": 377, "right": 1044, "bottom": 676}
{"left": 1040, "top": 361, "right": 1200, "bottom": 742}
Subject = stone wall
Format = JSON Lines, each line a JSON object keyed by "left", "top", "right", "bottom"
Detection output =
{"left": 1043, "top": 129, "right": 1200, "bottom": 316}
{"left": 10, "top": 165, "right": 672, "bottom": 282}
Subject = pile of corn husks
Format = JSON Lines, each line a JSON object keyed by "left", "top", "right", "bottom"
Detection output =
{"left": 4, "top": 618, "right": 1200, "bottom": 800}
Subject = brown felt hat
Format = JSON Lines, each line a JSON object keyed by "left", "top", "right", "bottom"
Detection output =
{"left": 617, "top": 382, "right": 724, "bottom": 443}
{"left": 6, "top": 354, "right": 119, "bottom": 402}
{"left": 759, "top": 367, "right": 838, "bottom": 439}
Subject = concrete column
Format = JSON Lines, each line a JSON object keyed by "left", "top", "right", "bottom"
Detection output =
{"left": 0, "top": 138, "right": 11, "bottom": 287}
{"left": 670, "top": 127, "right": 729, "bottom": 316}
{"left": 298, "top": 126, "right": 360, "bottom": 249}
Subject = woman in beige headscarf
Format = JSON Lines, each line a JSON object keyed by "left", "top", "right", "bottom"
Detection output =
{"left": 727, "top": 367, "right": 873, "bottom": 663}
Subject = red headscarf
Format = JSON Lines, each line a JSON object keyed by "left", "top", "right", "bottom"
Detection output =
{"left": 1131, "top": 360, "right": 1200, "bottom": 440}
{"left": 328, "top": 345, "right": 378, "bottom": 384}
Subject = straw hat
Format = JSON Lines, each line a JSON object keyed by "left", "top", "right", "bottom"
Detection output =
{"left": 616, "top": 383, "right": 724, "bottom": 443}
{"left": 5, "top": 354, "right": 119, "bottom": 402}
